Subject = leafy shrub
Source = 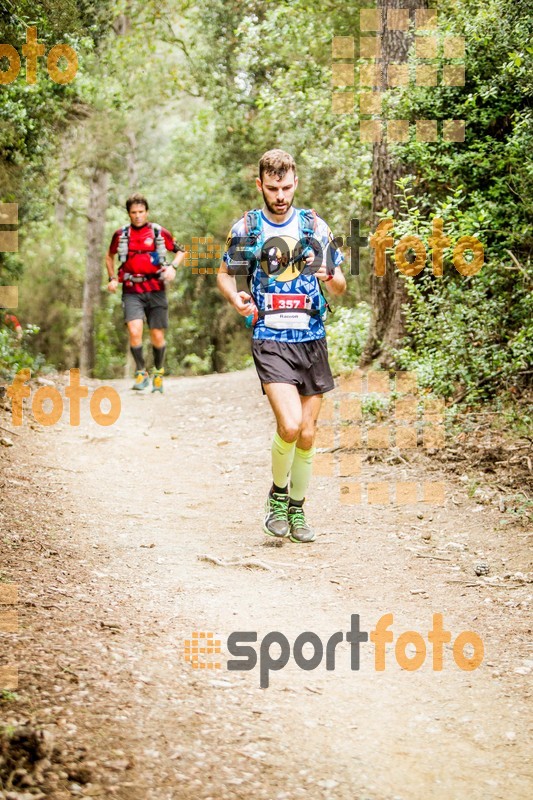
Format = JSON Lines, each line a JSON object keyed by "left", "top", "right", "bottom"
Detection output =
{"left": 327, "top": 303, "right": 371, "bottom": 376}
{"left": 0, "top": 326, "right": 44, "bottom": 381}
{"left": 394, "top": 268, "right": 532, "bottom": 402}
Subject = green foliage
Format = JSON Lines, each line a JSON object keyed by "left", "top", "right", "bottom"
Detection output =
{"left": 2, "top": 0, "right": 530, "bottom": 403}
{"left": 0, "top": 690, "right": 19, "bottom": 703}
{"left": 361, "top": 393, "right": 390, "bottom": 420}
{"left": 496, "top": 398, "right": 533, "bottom": 439}
{"left": 93, "top": 294, "right": 127, "bottom": 377}
{"left": 0, "top": 1, "right": 108, "bottom": 203}
{"left": 326, "top": 303, "right": 371, "bottom": 376}
{"left": 0, "top": 0, "right": 116, "bottom": 378}
{"left": 380, "top": 0, "right": 533, "bottom": 403}
{"left": 172, "top": 0, "right": 369, "bottom": 228}
{"left": 2, "top": 0, "right": 370, "bottom": 377}
{"left": 499, "top": 494, "right": 533, "bottom": 525}
{"left": 17, "top": 222, "right": 85, "bottom": 370}
{"left": 0, "top": 324, "right": 43, "bottom": 379}
{"left": 394, "top": 267, "right": 532, "bottom": 402}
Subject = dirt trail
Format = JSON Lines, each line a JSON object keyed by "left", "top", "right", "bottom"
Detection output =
{"left": 1, "top": 368, "right": 532, "bottom": 800}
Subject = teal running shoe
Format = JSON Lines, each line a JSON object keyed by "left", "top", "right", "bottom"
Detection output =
{"left": 151, "top": 368, "right": 164, "bottom": 393}
{"left": 132, "top": 370, "right": 149, "bottom": 391}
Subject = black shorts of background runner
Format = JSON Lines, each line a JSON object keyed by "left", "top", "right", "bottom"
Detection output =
{"left": 251, "top": 338, "right": 334, "bottom": 397}
{"left": 122, "top": 290, "right": 168, "bottom": 329}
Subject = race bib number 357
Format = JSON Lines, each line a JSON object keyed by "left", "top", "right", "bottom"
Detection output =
{"left": 266, "top": 294, "right": 309, "bottom": 310}
{"left": 263, "top": 293, "right": 312, "bottom": 330}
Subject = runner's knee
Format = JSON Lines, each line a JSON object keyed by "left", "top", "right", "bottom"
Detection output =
{"left": 297, "top": 430, "right": 315, "bottom": 450}
{"left": 150, "top": 329, "right": 165, "bottom": 347}
{"left": 278, "top": 420, "right": 301, "bottom": 443}
{"left": 128, "top": 323, "right": 143, "bottom": 347}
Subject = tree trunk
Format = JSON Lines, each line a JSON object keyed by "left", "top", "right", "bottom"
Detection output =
{"left": 113, "top": 11, "right": 131, "bottom": 36}
{"left": 126, "top": 129, "right": 138, "bottom": 191}
{"left": 80, "top": 167, "right": 109, "bottom": 376}
{"left": 361, "top": 0, "right": 428, "bottom": 368}
{"left": 55, "top": 135, "right": 71, "bottom": 225}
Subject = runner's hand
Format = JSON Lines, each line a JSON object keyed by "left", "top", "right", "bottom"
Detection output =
{"left": 233, "top": 291, "right": 254, "bottom": 317}
{"left": 161, "top": 265, "right": 177, "bottom": 282}
{"left": 304, "top": 251, "right": 331, "bottom": 279}
{"left": 107, "top": 279, "right": 118, "bottom": 294}
{"left": 314, "top": 264, "right": 333, "bottom": 281}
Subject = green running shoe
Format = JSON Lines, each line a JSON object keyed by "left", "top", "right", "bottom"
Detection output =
{"left": 132, "top": 370, "right": 149, "bottom": 391}
{"left": 152, "top": 368, "right": 164, "bottom": 393}
{"left": 263, "top": 491, "right": 289, "bottom": 538}
{"left": 288, "top": 504, "right": 315, "bottom": 543}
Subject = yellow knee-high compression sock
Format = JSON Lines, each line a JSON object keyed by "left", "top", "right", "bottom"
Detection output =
{"left": 271, "top": 432, "right": 296, "bottom": 490}
{"left": 289, "top": 446, "right": 316, "bottom": 502}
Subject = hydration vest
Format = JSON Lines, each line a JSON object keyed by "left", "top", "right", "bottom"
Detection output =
{"left": 243, "top": 208, "right": 319, "bottom": 271}
{"left": 242, "top": 208, "right": 331, "bottom": 324}
{"left": 117, "top": 223, "right": 168, "bottom": 268}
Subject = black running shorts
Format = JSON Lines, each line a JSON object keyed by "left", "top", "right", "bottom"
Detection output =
{"left": 251, "top": 338, "right": 334, "bottom": 396}
{"left": 122, "top": 290, "right": 168, "bottom": 329}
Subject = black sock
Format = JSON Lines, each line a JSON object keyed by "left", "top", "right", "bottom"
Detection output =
{"left": 271, "top": 483, "right": 288, "bottom": 496}
{"left": 153, "top": 345, "right": 166, "bottom": 370}
{"left": 288, "top": 497, "right": 304, "bottom": 507}
{"left": 131, "top": 346, "right": 145, "bottom": 371}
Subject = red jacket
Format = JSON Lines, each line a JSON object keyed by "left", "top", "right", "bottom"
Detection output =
{"left": 108, "top": 223, "right": 181, "bottom": 294}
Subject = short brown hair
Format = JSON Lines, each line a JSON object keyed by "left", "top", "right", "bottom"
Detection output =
{"left": 259, "top": 149, "right": 297, "bottom": 181}
{"left": 126, "top": 193, "right": 149, "bottom": 212}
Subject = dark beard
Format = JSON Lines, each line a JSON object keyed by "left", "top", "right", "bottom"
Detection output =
{"left": 262, "top": 191, "right": 293, "bottom": 217}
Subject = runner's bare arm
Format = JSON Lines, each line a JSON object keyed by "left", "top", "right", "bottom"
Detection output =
{"left": 106, "top": 252, "right": 118, "bottom": 293}
{"left": 314, "top": 264, "right": 346, "bottom": 296}
{"left": 171, "top": 249, "right": 185, "bottom": 269}
{"left": 217, "top": 261, "right": 254, "bottom": 316}
{"left": 161, "top": 239, "right": 187, "bottom": 281}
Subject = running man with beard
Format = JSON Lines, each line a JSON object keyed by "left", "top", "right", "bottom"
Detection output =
{"left": 217, "top": 149, "right": 346, "bottom": 542}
